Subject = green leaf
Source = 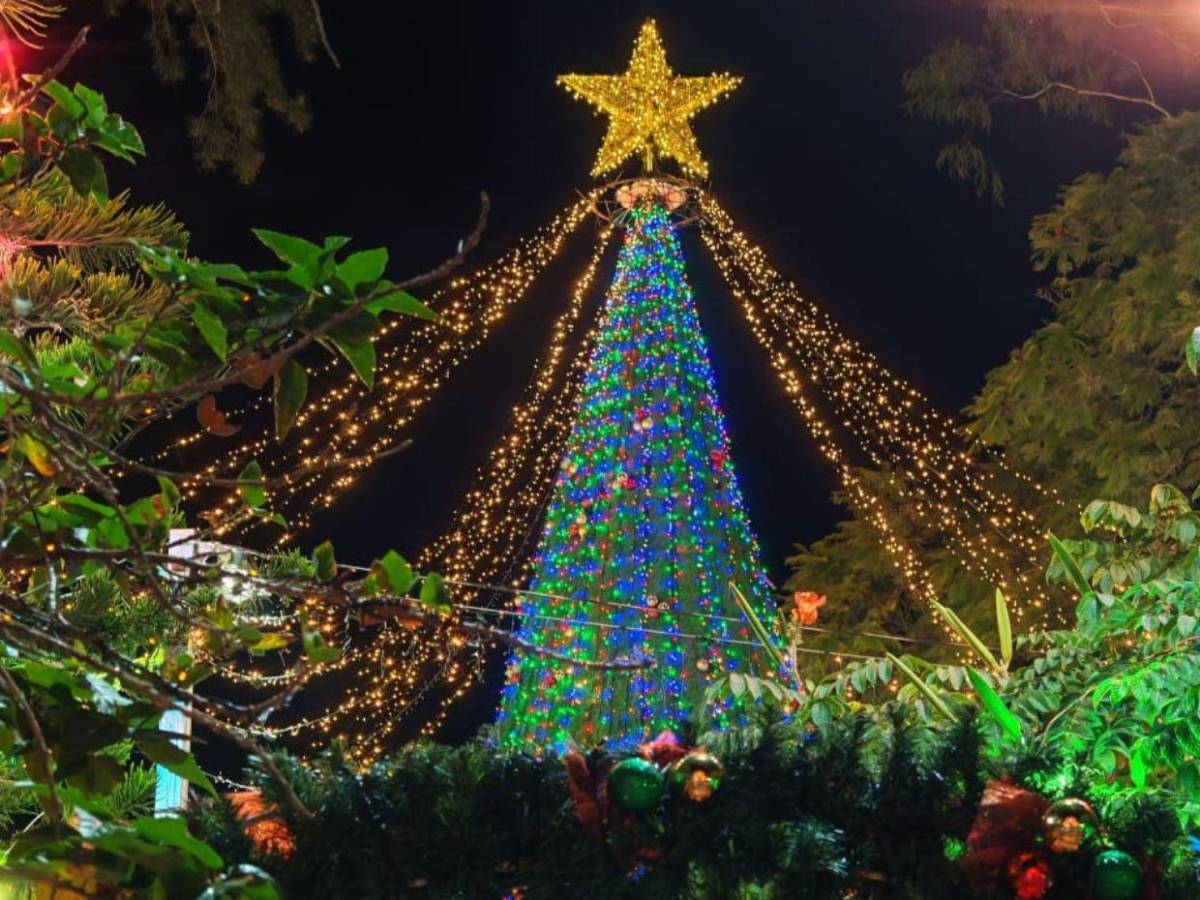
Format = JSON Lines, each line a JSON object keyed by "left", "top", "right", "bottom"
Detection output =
{"left": 191, "top": 300, "right": 228, "bottom": 361}
{"left": 301, "top": 617, "right": 340, "bottom": 664}
{"left": 995, "top": 588, "right": 1013, "bottom": 666}
{"left": 376, "top": 550, "right": 415, "bottom": 594}
{"left": 933, "top": 600, "right": 1000, "bottom": 672}
{"left": 364, "top": 289, "right": 437, "bottom": 321}
{"left": 328, "top": 313, "right": 378, "bottom": 388}
{"left": 0, "top": 328, "right": 38, "bottom": 370}
{"left": 966, "top": 667, "right": 1022, "bottom": 742}
{"left": 272, "top": 359, "right": 308, "bottom": 441}
{"left": 728, "top": 672, "right": 746, "bottom": 697}
{"left": 312, "top": 540, "right": 336, "bottom": 582}
{"left": 1178, "top": 613, "right": 1196, "bottom": 637}
{"left": 418, "top": 572, "right": 451, "bottom": 612}
{"left": 336, "top": 248, "right": 387, "bottom": 291}
{"left": 887, "top": 653, "right": 957, "bottom": 722}
{"left": 132, "top": 815, "right": 224, "bottom": 870}
{"left": 237, "top": 461, "right": 267, "bottom": 509}
{"left": 135, "top": 733, "right": 217, "bottom": 797}
{"left": 1048, "top": 532, "right": 1092, "bottom": 594}
{"left": 247, "top": 632, "right": 290, "bottom": 653}
{"left": 58, "top": 147, "right": 104, "bottom": 200}
{"left": 156, "top": 475, "right": 181, "bottom": 508}
{"left": 1129, "top": 743, "right": 1148, "bottom": 789}
{"left": 1187, "top": 326, "right": 1200, "bottom": 375}
{"left": 252, "top": 229, "right": 322, "bottom": 270}
{"left": 41, "top": 80, "right": 84, "bottom": 118}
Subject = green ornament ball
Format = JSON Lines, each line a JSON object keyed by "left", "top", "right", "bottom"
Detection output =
{"left": 1091, "top": 849, "right": 1142, "bottom": 900}
{"left": 607, "top": 757, "right": 664, "bottom": 814}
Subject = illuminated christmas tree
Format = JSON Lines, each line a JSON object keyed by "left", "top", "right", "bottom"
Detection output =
{"left": 496, "top": 188, "right": 779, "bottom": 747}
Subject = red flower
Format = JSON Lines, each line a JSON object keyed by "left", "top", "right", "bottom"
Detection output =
{"left": 228, "top": 791, "right": 295, "bottom": 859}
{"left": 791, "top": 591, "right": 827, "bottom": 626}
{"left": 1011, "top": 857, "right": 1052, "bottom": 899}
{"left": 640, "top": 730, "right": 688, "bottom": 767}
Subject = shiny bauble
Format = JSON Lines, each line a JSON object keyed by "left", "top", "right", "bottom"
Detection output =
{"left": 670, "top": 750, "right": 725, "bottom": 803}
{"left": 606, "top": 757, "right": 664, "bottom": 814}
{"left": 1090, "top": 849, "right": 1142, "bottom": 900}
{"left": 1041, "top": 797, "right": 1099, "bottom": 853}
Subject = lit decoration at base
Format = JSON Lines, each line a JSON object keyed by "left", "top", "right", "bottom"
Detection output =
{"left": 496, "top": 201, "right": 779, "bottom": 748}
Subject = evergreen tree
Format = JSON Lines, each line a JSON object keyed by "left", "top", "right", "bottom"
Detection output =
{"left": 498, "top": 202, "right": 777, "bottom": 749}
{"left": 787, "top": 3, "right": 1200, "bottom": 651}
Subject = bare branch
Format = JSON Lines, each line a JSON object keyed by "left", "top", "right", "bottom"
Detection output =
{"left": 308, "top": 0, "right": 340, "bottom": 69}
{"left": 12, "top": 26, "right": 88, "bottom": 110}
{"left": 992, "top": 80, "right": 1172, "bottom": 119}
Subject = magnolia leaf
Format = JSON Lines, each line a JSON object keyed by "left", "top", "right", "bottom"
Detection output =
{"left": 135, "top": 733, "right": 217, "bottom": 797}
{"left": 336, "top": 247, "right": 387, "bottom": 291}
{"left": 364, "top": 289, "right": 437, "bottom": 321}
{"left": 132, "top": 816, "right": 224, "bottom": 870}
{"left": 237, "top": 461, "right": 267, "bottom": 509}
{"left": 197, "top": 394, "right": 240, "bottom": 437}
{"left": 252, "top": 229, "right": 322, "bottom": 269}
{"left": 328, "top": 314, "right": 377, "bottom": 388}
{"left": 191, "top": 299, "right": 228, "bottom": 361}
{"left": 272, "top": 360, "right": 307, "bottom": 442}
{"left": 301, "top": 617, "right": 340, "bottom": 664}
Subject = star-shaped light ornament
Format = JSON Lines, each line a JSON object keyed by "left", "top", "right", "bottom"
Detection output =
{"left": 558, "top": 20, "right": 741, "bottom": 179}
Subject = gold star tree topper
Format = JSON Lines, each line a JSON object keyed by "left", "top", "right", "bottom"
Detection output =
{"left": 558, "top": 20, "right": 741, "bottom": 179}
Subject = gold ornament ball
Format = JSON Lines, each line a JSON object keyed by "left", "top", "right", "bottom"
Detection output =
{"left": 1041, "top": 797, "right": 1099, "bottom": 854}
{"left": 670, "top": 750, "right": 725, "bottom": 803}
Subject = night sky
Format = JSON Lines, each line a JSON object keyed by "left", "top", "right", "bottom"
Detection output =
{"left": 66, "top": 2, "right": 1124, "bottom": 738}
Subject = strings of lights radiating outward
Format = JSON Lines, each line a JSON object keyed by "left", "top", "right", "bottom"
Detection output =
{"left": 265, "top": 224, "right": 621, "bottom": 761}
{"left": 142, "top": 193, "right": 601, "bottom": 539}
{"left": 698, "top": 192, "right": 1063, "bottom": 628}
{"left": 194, "top": 189, "right": 1062, "bottom": 752}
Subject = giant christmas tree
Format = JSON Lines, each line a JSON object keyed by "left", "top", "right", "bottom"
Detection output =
{"left": 496, "top": 23, "right": 779, "bottom": 748}
{"left": 496, "top": 200, "right": 779, "bottom": 749}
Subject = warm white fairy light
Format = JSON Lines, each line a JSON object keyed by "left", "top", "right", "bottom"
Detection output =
{"left": 698, "top": 192, "right": 1061, "bottom": 628}
{"left": 145, "top": 193, "right": 600, "bottom": 538}
{"left": 257, "top": 225, "right": 618, "bottom": 761}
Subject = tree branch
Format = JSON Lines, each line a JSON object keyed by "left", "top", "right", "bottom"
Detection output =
{"left": 0, "top": 665, "right": 61, "bottom": 823}
{"left": 992, "top": 80, "right": 1171, "bottom": 119}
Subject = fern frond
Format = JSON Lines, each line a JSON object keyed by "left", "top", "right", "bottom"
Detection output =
{"left": 1, "top": 255, "right": 178, "bottom": 335}
{"left": 0, "top": 172, "right": 187, "bottom": 269}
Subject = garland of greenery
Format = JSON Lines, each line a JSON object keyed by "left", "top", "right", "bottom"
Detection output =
{"left": 194, "top": 712, "right": 1200, "bottom": 900}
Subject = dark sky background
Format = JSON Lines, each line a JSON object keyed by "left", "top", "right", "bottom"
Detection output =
{"left": 64, "top": 2, "right": 1129, "bottom": 740}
